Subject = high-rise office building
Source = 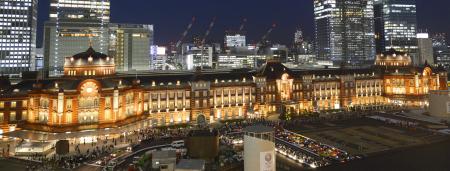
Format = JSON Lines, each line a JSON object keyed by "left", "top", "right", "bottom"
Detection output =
{"left": 150, "top": 45, "right": 168, "bottom": 70}
{"left": 374, "top": 1, "right": 385, "bottom": 54}
{"left": 293, "top": 28, "right": 314, "bottom": 57}
{"left": 416, "top": 33, "right": 433, "bottom": 65}
{"left": 182, "top": 44, "right": 213, "bottom": 70}
{"left": 374, "top": 0, "right": 417, "bottom": 56}
{"left": 294, "top": 29, "right": 304, "bottom": 46}
{"left": 44, "top": 0, "right": 110, "bottom": 76}
{"left": 109, "top": 24, "right": 153, "bottom": 71}
{"left": 0, "top": 0, "right": 38, "bottom": 77}
{"left": 225, "top": 34, "right": 246, "bottom": 47}
{"left": 35, "top": 47, "right": 43, "bottom": 70}
{"left": 314, "top": 0, "right": 375, "bottom": 66}
{"left": 432, "top": 33, "right": 450, "bottom": 66}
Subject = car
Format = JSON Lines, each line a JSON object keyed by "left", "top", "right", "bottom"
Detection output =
{"left": 95, "top": 160, "right": 103, "bottom": 165}
{"left": 126, "top": 146, "right": 132, "bottom": 152}
{"left": 171, "top": 140, "right": 185, "bottom": 148}
{"left": 106, "top": 160, "right": 117, "bottom": 170}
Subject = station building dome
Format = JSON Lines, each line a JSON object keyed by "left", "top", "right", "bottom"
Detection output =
{"left": 64, "top": 47, "right": 115, "bottom": 77}
{"left": 375, "top": 49, "right": 412, "bottom": 67}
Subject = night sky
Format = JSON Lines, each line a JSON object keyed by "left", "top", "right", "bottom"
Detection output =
{"left": 36, "top": 0, "right": 450, "bottom": 48}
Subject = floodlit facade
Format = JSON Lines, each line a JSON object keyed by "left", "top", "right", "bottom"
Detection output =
{"left": 375, "top": 49, "right": 445, "bottom": 107}
{"left": 0, "top": 47, "right": 447, "bottom": 133}
{"left": 44, "top": 0, "right": 110, "bottom": 76}
{"left": 0, "top": 0, "right": 38, "bottom": 77}
{"left": 314, "top": 0, "right": 376, "bottom": 65}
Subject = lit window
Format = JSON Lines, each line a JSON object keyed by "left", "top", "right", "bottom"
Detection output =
{"left": 0, "top": 102, "right": 3, "bottom": 108}
{"left": 11, "top": 101, "right": 16, "bottom": 108}
{"left": 10, "top": 112, "right": 16, "bottom": 121}
{"left": 22, "top": 110, "right": 27, "bottom": 121}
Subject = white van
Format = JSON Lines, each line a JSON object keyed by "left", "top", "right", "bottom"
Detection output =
{"left": 171, "top": 140, "right": 185, "bottom": 148}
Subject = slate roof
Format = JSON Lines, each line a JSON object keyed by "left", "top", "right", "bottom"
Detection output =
{"left": 72, "top": 47, "right": 108, "bottom": 60}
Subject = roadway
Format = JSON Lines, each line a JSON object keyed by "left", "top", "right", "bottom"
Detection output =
{"left": 75, "top": 137, "right": 182, "bottom": 171}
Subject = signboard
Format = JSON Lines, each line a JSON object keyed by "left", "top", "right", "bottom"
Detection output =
{"left": 157, "top": 47, "right": 166, "bottom": 55}
{"left": 260, "top": 150, "right": 275, "bottom": 171}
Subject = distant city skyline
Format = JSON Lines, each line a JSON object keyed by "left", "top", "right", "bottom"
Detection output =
{"left": 36, "top": 0, "right": 450, "bottom": 47}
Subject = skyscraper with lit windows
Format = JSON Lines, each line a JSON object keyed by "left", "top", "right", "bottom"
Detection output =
{"left": 432, "top": 33, "right": 450, "bottom": 67}
{"left": 374, "top": 0, "right": 417, "bottom": 56}
{"left": 314, "top": 0, "right": 375, "bottom": 66}
{"left": 44, "top": 0, "right": 110, "bottom": 76}
{"left": 0, "top": 0, "right": 38, "bottom": 77}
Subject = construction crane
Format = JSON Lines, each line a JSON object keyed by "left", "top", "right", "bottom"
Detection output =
{"left": 200, "top": 17, "right": 217, "bottom": 69}
{"left": 200, "top": 17, "right": 217, "bottom": 46}
{"left": 176, "top": 17, "right": 196, "bottom": 48}
{"left": 253, "top": 23, "right": 276, "bottom": 67}
{"left": 256, "top": 23, "right": 276, "bottom": 48}
{"left": 238, "top": 18, "right": 247, "bottom": 32}
{"left": 172, "top": 17, "right": 195, "bottom": 70}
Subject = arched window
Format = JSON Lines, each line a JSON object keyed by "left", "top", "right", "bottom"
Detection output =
{"left": 423, "top": 67, "right": 432, "bottom": 76}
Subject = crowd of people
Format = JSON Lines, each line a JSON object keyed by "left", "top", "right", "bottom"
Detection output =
{"left": 17, "top": 125, "right": 191, "bottom": 170}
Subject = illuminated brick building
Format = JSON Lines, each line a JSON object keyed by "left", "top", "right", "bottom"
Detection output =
{"left": 0, "top": 48, "right": 446, "bottom": 133}
{"left": 375, "top": 49, "right": 447, "bottom": 107}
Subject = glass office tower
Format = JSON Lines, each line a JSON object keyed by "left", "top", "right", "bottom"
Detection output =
{"left": 432, "top": 33, "right": 450, "bottom": 67}
{"left": 314, "top": 0, "right": 375, "bottom": 66}
{"left": 374, "top": 0, "right": 386, "bottom": 54}
{"left": 0, "top": 0, "right": 38, "bottom": 77}
{"left": 49, "top": 0, "right": 110, "bottom": 23}
{"left": 376, "top": 0, "right": 417, "bottom": 54}
{"left": 44, "top": 0, "right": 110, "bottom": 76}
{"left": 109, "top": 23, "right": 154, "bottom": 71}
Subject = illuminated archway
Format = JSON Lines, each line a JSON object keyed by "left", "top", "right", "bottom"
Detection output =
{"left": 423, "top": 67, "right": 432, "bottom": 77}
{"left": 78, "top": 80, "right": 101, "bottom": 124}
{"left": 277, "top": 73, "right": 293, "bottom": 101}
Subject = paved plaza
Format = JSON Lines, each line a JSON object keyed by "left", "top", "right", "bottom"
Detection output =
{"left": 290, "top": 117, "right": 448, "bottom": 156}
{"left": 318, "top": 138, "right": 450, "bottom": 171}
{"left": 304, "top": 126, "right": 425, "bottom": 155}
